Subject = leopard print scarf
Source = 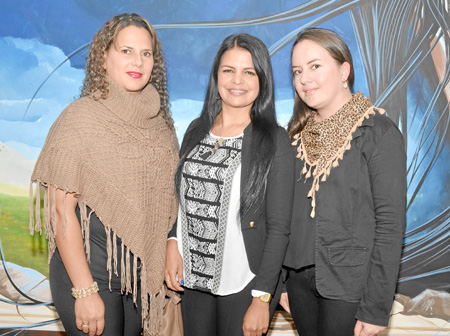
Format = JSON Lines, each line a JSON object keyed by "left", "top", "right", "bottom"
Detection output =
{"left": 292, "top": 92, "right": 384, "bottom": 217}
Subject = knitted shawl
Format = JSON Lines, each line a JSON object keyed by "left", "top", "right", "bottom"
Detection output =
{"left": 292, "top": 92, "right": 384, "bottom": 218}
{"left": 29, "top": 79, "right": 179, "bottom": 335}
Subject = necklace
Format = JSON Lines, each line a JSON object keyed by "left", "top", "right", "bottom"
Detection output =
{"left": 211, "top": 137, "right": 225, "bottom": 155}
{"left": 200, "top": 114, "right": 249, "bottom": 160}
{"left": 199, "top": 135, "right": 226, "bottom": 160}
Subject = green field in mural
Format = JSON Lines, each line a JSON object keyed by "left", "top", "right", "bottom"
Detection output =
{"left": 0, "top": 193, "right": 48, "bottom": 276}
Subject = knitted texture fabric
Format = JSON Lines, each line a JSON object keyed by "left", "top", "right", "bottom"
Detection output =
{"left": 292, "top": 92, "right": 384, "bottom": 218}
{"left": 29, "top": 79, "right": 179, "bottom": 335}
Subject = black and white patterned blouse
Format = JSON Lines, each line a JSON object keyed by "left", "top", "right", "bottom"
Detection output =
{"left": 178, "top": 132, "right": 254, "bottom": 294}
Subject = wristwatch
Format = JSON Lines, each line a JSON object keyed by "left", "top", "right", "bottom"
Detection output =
{"left": 258, "top": 293, "right": 272, "bottom": 303}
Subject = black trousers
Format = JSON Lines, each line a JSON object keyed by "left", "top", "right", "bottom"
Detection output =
{"left": 286, "top": 266, "right": 360, "bottom": 336}
{"left": 49, "top": 251, "right": 142, "bottom": 336}
{"left": 181, "top": 278, "right": 281, "bottom": 336}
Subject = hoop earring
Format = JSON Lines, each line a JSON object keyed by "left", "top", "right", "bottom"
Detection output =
{"left": 149, "top": 74, "right": 153, "bottom": 83}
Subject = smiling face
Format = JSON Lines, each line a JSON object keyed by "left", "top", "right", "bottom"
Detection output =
{"left": 217, "top": 47, "right": 260, "bottom": 114}
{"left": 104, "top": 25, "right": 154, "bottom": 93}
{"left": 292, "top": 39, "right": 350, "bottom": 118}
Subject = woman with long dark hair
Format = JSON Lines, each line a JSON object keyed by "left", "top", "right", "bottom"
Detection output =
{"left": 165, "top": 33, "right": 295, "bottom": 336}
{"left": 280, "top": 28, "right": 406, "bottom": 336}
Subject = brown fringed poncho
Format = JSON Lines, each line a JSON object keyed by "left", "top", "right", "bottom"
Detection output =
{"left": 29, "top": 79, "right": 179, "bottom": 335}
{"left": 292, "top": 92, "right": 384, "bottom": 218}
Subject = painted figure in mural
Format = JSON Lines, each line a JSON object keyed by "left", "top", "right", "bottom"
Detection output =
{"left": 164, "top": 33, "right": 295, "bottom": 336}
{"left": 280, "top": 28, "right": 407, "bottom": 336}
{"left": 29, "top": 13, "right": 178, "bottom": 336}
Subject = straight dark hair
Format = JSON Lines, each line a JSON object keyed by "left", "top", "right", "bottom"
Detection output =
{"left": 175, "top": 33, "right": 277, "bottom": 216}
{"left": 287, "top": 28, "right": 355, "bottom": 137}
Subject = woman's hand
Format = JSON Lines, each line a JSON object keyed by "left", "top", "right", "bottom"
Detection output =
{"left": 75, "top": 293, "right": 105, "bottom": 335}
{"left": 278, "top": 292, "right": 291, "bottom": 313}
{"left": 242, "top": 298, "right": 270, "bottom": 336}
{"left": 50, "top": 187, "right": 104, "bottom": 334}
{"left": 354, "top": 320, "right": 386, "bottom": 336}
{"left": 164, "top": 239, "right": 184, "bottom": 291}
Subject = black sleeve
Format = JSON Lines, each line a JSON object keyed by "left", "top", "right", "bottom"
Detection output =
{"left": 355, "top": 125, "right": 407, "bottom": 326}
{"left": 253, "top": 128, "right": 296, "bottom": 294}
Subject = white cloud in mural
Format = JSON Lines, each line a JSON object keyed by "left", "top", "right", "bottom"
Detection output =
{"left": 2, "top": 140, "right": 41, "bottom": 164}
{"left": 171, "top": 99, "right": 202, "bottom": 141}
{"left": 0, "top": 141, "right": 35, "bottom": 188}
{"left": 0, "top": 36, "right": 84, "bottom": 160}
{"left": 276, "top": 99, "right": 294, "bottom": 128}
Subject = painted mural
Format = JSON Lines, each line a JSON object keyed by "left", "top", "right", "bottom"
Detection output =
{"left": 0, "top": 0, "right": 449, "bottom": 334}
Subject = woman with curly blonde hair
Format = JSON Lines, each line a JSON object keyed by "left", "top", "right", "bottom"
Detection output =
{"left": 30, "top": 13, "right": 178, "bottom": 336}
{"left": 80, "top": 13, "right": 173, "bottom": 131}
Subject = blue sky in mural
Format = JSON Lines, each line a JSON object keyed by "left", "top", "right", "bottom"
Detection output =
{"left": 0, "top": 0, "right": 367, "bottom": 161}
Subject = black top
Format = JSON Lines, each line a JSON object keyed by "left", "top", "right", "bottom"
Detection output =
{"left": 287, "top": 158, "right": 315, "bottom": 270}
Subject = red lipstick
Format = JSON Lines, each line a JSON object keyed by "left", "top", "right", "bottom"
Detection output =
{"left": 127, "top": 72, "right": 142, "bottom": 79}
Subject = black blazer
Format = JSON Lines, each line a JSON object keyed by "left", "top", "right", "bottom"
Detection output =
{"left": 284, "top": 111, "right": 406, "bottom": 326}
{"left": 170, "top": 122, "right": 295, "bottom": 295}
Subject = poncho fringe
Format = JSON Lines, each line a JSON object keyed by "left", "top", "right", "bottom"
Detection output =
{"left": 29, "top": 181, "right": 168, "bottom": 335}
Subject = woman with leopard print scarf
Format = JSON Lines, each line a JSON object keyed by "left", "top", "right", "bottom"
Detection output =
{"left": 280, "top": 28, "right": 406, "bottom": 336}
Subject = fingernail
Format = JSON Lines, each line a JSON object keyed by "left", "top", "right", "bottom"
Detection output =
{"left": 180, "top": 280, "right": 184, "bottom": 285}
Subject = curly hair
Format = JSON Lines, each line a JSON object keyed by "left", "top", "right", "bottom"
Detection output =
{"left": 80, "top": 13, "right": 174, "bottom": 131}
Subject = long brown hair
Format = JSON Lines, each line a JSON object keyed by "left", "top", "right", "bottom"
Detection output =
{"left": 287, "top": 28, "right": 354, "bottom": 138}
{"left": 80, "top": 13, "right": 174, "bottom": 131}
